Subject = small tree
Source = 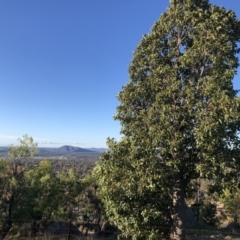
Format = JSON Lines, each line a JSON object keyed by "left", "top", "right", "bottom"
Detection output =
{"left": 24, "top": 161, "right": 81, "bottom": 221}
{"left": 0, "top": 136, "right": 82, "bottom": 238}
{"left": 8, "top": 134, "right": 37, "bottom": 159}
{"left": 221, "top": 188, "right": 240, "bottom": 224}
{"left": 94, "top": 0, "right": 240, "bottom": 239}
{"left": 0, "top": 135, "right": 38, "bottom": 239}
{"left": 200, "top": 201, "right": 217, "bottom": 225}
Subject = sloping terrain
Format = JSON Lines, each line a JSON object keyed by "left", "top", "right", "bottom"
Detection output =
{"left": 0, "top": 145, "right": 100, "bottom": 156}
{"left": 38, "top": 145, "right": 97, "bottom": 155}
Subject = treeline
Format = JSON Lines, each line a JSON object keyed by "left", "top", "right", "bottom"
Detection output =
{"left": 0, "top": 135, "right": 105, "bottom": 239}
{"left": 2, "top": 132, "right": 240, "bottom": 240}
{"left": 9, "top": 156, "right": 98, "bottom": 178}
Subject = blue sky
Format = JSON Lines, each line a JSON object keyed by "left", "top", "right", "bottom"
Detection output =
{"left": 0, "top": 0, "right": 239, "bottom": 148}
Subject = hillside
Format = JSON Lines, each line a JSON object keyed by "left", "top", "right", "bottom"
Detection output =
{"left": 0, "top": 145, "right": 101, "bottom": 156}
{"left": 38, "top": 145, "right": 97, "bottom": 155}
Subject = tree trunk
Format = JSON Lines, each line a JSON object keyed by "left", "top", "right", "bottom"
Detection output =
{"left": 171, "top": 179, "right": 195, "bottom": 240}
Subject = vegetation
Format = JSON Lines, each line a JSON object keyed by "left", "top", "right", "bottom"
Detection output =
{"left": 200, "top": 201, "right": 217, "bottom": 225}
{"left": 220, "top": 188, "right": 240, "bottom": 224}
{"left": 0, "top": 135, "right": 109, "bottom": 239}
{"left": 0, "top": 136, "right": 75, "bottom": 237}
{"left": 1, "top": 1, "right": 240, "bottom": 240}
{"left": 93, "top": 0, "right": 240, "bottom": 239}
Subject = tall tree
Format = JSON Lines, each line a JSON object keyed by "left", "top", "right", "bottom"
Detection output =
{"left": 93, "top": 0, "right": 240, "bottom": 239}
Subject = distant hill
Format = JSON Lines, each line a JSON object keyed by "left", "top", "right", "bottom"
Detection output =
{"left": 85, "top": 148, "right": 109, "bottom": 153}
{"left": 58, "top": 145, "right": 96, "bottom": 153}
{"left": 37, "top": 145, "right": 97, "bottom": 155}
{"left": 0, "top": 145, "right": 100, "bottom": 156}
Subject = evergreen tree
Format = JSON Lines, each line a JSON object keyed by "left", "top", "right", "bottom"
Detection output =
{"left": 94, "top": 0, "right": 240, "bottom": 239}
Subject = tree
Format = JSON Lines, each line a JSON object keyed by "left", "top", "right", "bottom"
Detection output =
{"left": 93, "top": 0, "right": 240, "bottom": 239}
{"left": 78, "top": 173, "right": 110, "bottom": 235}
{"left": 200, "top": 201, "right": 217, "bottom": 225}
{"left": 0, "top": 136, "right": 82, "bottom": 238}
{"left": 0, "top": 135, "right": 38, "bottom": 239}
{"left": 8, "top": 134, "right": 37, "bottom": 159}
{"left": 22, "top": 160, "right": 81, "bottom": 236}
{"left": 221, "top": 188, "right": 240, "bottom": 224}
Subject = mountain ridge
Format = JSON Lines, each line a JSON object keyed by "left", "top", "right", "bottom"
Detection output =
{"left": 0, "top": 145, "right": 107, "bottom": 156}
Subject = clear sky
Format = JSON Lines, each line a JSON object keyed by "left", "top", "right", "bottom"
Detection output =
{"left": 0, "top": 0, "right": 239, "bottom": 148}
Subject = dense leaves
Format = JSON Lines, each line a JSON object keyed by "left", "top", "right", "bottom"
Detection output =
{"left": 94, "top": 0, "right": 240, "bottom": 239}
{"left": 221, "top": 188, "right": 240, "bottom": 224}
{"left": 200, "top": 202, "right": 217, "bottom": 225}
{"left": 0, "top": 136, "right": 83, "bottom": 238}
{"left": 94, "top": 138, "right": 173, "bottom": 239}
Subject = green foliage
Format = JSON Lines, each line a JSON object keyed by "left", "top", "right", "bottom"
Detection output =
{"left": 11, "top": 158, "right": 82, "bottom": 223}
{"left": 0, "top": 135, "right": 39, "bottom": 238}
{"left": 221, "top": 188, "right": 240, "bottom": 224}
{"left": 93, "top": 139, "right": 172, "bottom": 239}
{"left": 80, "top": 173, "right": 104, "bottom": 215}
{"left": 0, "top": 135, "right": 83, "bottom": 238}
{"left": 93, "top": 0, "right": 240, "bottom": 239}
{"left": 8, "top": 134, "right": 37, "bottom": 159}
{"left": 200, "top": 202, "right": 217, "bottom": 225}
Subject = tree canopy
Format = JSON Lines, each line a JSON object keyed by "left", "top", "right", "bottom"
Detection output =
{"left": 93, "top": 0, "right": 240, "bottom": 239}
{"left": 0, "top": 136, "right": 82, "bottom": 239}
